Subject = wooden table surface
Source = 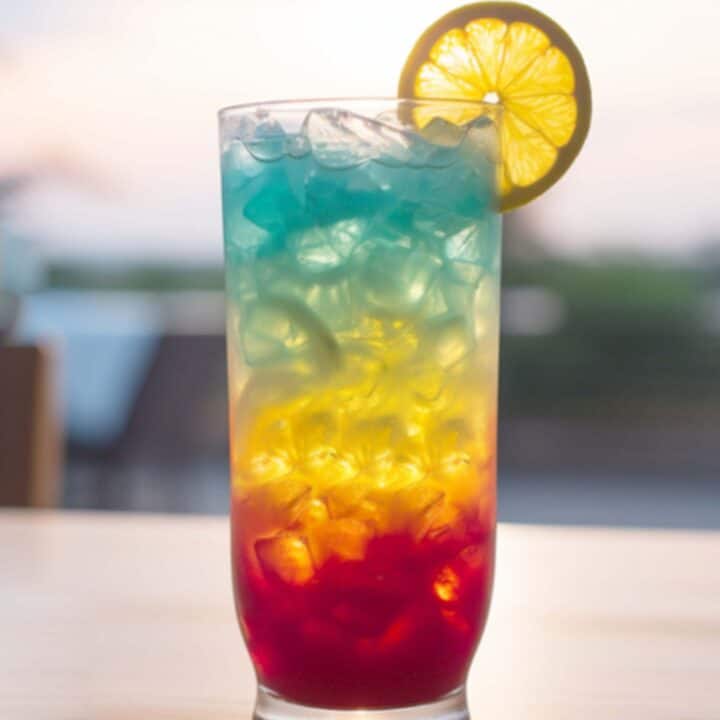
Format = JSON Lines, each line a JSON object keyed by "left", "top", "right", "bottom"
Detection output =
{"left": 1, "top": 510, "right": 718, "bottom": 720}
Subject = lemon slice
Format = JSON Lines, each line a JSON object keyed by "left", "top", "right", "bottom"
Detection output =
{"left": 399, "top": 2, "right": 591, "bottom": 211}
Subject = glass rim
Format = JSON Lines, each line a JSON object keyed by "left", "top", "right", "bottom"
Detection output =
{"left": 217, "top": 96, "right": 501, "bottom": 119}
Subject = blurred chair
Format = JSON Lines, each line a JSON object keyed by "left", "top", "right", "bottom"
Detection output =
{"left": 0, "top": 344, "right": 62, "bottom": 507}
{"left": 0, "top": 290, "right": 20, "bottom": 344}
{"left": 115, "top": 334, "right": 228, "bottom": 461}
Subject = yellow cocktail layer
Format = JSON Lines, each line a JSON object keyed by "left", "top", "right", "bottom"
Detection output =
{"left": 228, "top": 313, "right": 497, "bottom": 577}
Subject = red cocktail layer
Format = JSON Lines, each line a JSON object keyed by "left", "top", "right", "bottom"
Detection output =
{"left": 232, "top": 511, "right": 494, "bottom": 708}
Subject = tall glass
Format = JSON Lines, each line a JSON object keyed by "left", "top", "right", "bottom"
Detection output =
{"left": 219, "top": 99, "right": 500, "bottom": 720}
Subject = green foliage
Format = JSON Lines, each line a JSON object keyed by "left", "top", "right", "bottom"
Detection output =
{"left": 500, "top": 255, "right": 720, "bottom": 418}
{"left": 46, "top": 263, "right": 225, "bottom": 291}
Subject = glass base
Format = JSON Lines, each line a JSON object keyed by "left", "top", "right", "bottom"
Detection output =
{"left": 254, "top": 686, "right": 470, "bottom": 720}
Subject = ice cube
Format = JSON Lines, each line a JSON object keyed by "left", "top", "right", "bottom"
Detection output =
{"left": 376, "top": 110, "right": 476, "bottom": 168}
{"left": 420, "top": 117, "right": 467, "bottom": 148}
{"left": 239, "top": 477, "right": 311, "bottom": 535}
{"left": 423, "top": 315, "right": 474, "bottom": 370}
{"left": 423, "top": 502, "right": 464, "bottom": 541}
{"left": 433, "top": 565, "right": 460, "bottom": 602}
{"left": 323, "top": 481, "right": 366, "bottom": 518}
{"left": 448, "top": 261, "right": 485, "bottom": 288}
{"left": 246, "top": 452, "right": 293, "bottom": 484}
{"left": 252, "top": 255, "right": 308, "bottom": 306}
{"left": 346, "top": 417, "right": 399, "bottom": 470}
{"left": 285, "top": 132, "right": 311, "bottom": 158}
{"left": 446, "top": 219, "right": 496, "bottom": 267}
{"left": 413, "top": 206, "right": 473, "bottom": 244}
{"left": 331, "top": 344, "right": 382, "bottom": 409}
{"left": 353, "top": 499, "right": 388, "bottom": 534}
{"left": 224, "top": 205, "right": 272, "bottom": 262}
{"left": 233, "top": 372, "right": 308, "bottom": 443}
{"left": 418, "top": 275, "right": 451, "bottom": 321}
{"left": 472, "top": 275, "right": 501, "bottom": 341}
{"left": 305, "top": 170, "right": 387, "bottom": 225}
{"left": 365, "top": 161, "right": 463, "bottom": 213}
{"left": 296, "top": 497, "right": 330, "bottom": 528}
{"left": 243, "top": 170, "right": 306, "bottom": 238}
{"left": 462, "top": 116, "right": 500, "bottom": 165}
{"left": 268, "top": 474, "right": 310, "bottom": 513}
{"left": 241, "top": 300, "right": 300, "bottom": 366}
{"left": 309, "top": 517, "right": 371, "bottom": 565}
{"left": 432, "top": 417, "right": 475, "bottom": 457}
{"left": 430, "top": 544, "right": 489, "bottom": 613}
{"left": 414, "top": 206, "right": 495, "bottom": 275}
{"left": 255, "top": 532, "right": 314, "bottom": 584}
{"left": 374, "top": 112, "right": 469, "bottom": 168}
{"left": 361, "top": 244, "right": 442, "bottom": 315}
{"left": 441, "top": 271, "right": 476, "bottom": 316}
{"left": 365, "top": 203, "right": 418, "bottom": 248}
{"left": 290, "top": 218, "right": 365, "bottom": 275}
{"left": 419, "top": 117, "right": 470, "bottom": 168}
{"left": 374, "top": 109, "right": 410, "bottom": 128}
{"left": 240, "top": 296, "right": 340, "bottom": 372}
{"left": 296, "top": 411, "right": 337, "bottom": 450}
{"left": 237, "top": 111, "right": 287, "bottom": 162}
{"left": 303, "top": 109, "right": 415, "bottom": 169}
{"left": 351, "top": 316, "right": 418, "bottom": 368}
{"left": 431, "top": 418, "right": 477, "bottom": 487}
{"left": 304, "top": 278, "right": 354, "bottom": 331}
{"left": 223, "top": 140, "right": 264, "bottom": 180}
{"left": 458, "top": 543, "right": 486, "bottom": 570}
{"left": 293, "top": 412, "right": 339, "bottom": 478}
{"left": 408, "top": 363, "right": 445, "bottom": 408}
{"left": 224, "top": 113, "right": 258, "bottom": 149}
{"left": 303, "top": 109, "right": 372, "bottom": 168}
{"left": 390, "top": 481, "right": 446, "bottom": 539}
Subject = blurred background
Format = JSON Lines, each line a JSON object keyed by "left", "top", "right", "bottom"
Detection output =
{"left": 1, "top": 0, "right": 718, "bottom": 526}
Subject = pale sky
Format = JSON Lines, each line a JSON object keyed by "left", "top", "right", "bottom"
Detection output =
{"left": 1, "top": 0, "right": 719, "bottom": 261}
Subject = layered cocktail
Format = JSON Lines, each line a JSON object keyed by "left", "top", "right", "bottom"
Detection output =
{"left": 220, "top": 5, "right": 591, "bottom": 717}
{"left": 221, "top": 100, "right": 500, "bottom": 710}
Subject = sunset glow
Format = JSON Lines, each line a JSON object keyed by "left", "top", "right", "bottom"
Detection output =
{"left": 2, "top": 0, "right": 719, "bottom": 258}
